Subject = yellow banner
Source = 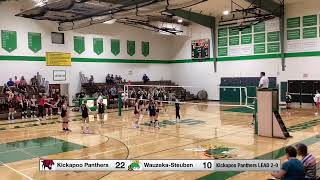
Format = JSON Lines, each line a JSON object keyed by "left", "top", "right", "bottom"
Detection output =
{"left": 46, "top": 52, "right": 71, "bottom": 66}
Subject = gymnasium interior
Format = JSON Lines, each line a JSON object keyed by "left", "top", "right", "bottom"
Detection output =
{"left": 0, "top": 0, "right": 320, "bottom": 179}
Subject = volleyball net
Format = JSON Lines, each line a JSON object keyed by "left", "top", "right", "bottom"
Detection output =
{"left": 122, "top": 84, "right": 255, "bottom": 109}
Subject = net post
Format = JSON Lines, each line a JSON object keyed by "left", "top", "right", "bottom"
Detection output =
{"left": 118, "top": 84, "right": 124, "bottom": 116}
{"left": 239, "top": 86, "right": 242, "bottom": 106}
{"left": 253, "top": 99, "right": 258, "bottom": 134}
{"left": 118, "top": 92, "right": 122, "bottom": 116}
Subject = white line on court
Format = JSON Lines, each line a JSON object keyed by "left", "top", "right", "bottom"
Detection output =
{"left": 0, "top": 160, "right": 34, "bottom": 180}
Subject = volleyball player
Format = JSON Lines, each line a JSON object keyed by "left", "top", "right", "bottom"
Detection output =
{"left": 175, "top": 98, "right": 181, "bottom": 122}
{"left": 122, "top": 91, "right": 129, "bottom": 110}
{"left": 133, "top": 99, "right": 143, "bottom": 128}
{"left": 44, "top": 96, "right": 52, "bottom": 118}
{"left": 155, "top": 101, "right": 160, "bottom": 128}
{"left": 147, "top": 99, "right": 157, "bottom": 128}
{"left": 7, "top": 99, "right": 15, "bottom": 120}
{"left": 38, "top": 95, "right": 45, "bottom": 120}
{"left": 314, "top": 90, "right": 320, "bottom": 116}
{"left": 61, "top": 100, "right": 70, "bottom": 132}
{"left": 285, "top": 92, "right": 292, "bottom": 110}
{"left": 30, "top": 95, "right": 37, "bottom": 118}
{"left": 80, "top": 100, "right": 90, "bottom": 133}
{"left": 97, "top": 99, "right": 106, "bottom": 127}
{"left": 21, "top": 96, "right": 29, "bottom": 119}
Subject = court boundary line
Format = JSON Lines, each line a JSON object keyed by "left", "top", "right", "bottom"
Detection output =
{"left": 0, "top": 160, "right": 34, "bottom": 180}
{"left": 1, "top": 107, "right": 318, "bottom": 180}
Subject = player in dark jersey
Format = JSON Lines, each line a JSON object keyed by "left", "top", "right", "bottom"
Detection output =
{"left": 38, "top": 95, "right": 46, "bottom": 120}
{"left": 97, "top": 99, "right": 106, "bottom": 127}
{"left": 60, "top": 100, "right": 70, "bottom": 132}
{"left": 285, "top": 92, "right": 292, "bottom": 110}
{"left": 30, "top": 95, "right": 38, "bottom": 118}
{"left": 21, "top": 96, "right": 29, "bottom": 119}
{"left": 175, "top": 99, "right": 181, "bottom": 122}
{"left": 147, "top": 99, "right": 158, "bottom": 128}
{"left": 7, "top": 99, "right": 15, "bottom": 120}
{"left": 80, "top": 101, "right": 90, "bottom": 133}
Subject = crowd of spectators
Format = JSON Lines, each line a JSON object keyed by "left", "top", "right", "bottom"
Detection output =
{"left": 1, "top": 75, "right": 64, "bottom": 120}
{"left": 106, "top": 74, "right": 125, "bottom": 84}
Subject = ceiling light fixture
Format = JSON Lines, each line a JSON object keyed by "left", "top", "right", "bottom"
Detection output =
{"left": 103, "top": 19, "right": 117, "bottom": 24}
{"left": 177, "top": 19, "right": 183, "bottom": 23}
{"left": 33, "top": 0, "right": 47, "bottom": 7}
{"left": 223, "top": 10, "right": 229, "bottom": 15}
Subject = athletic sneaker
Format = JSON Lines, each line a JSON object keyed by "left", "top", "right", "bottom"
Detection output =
{"left": 150, "top": 122, "right": 154, "bottom": 127}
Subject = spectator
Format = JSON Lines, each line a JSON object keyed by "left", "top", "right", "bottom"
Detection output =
{"left": 30, "top": 75, "right": 38, "bottom": 92}
{"left": 115, "top": 75, "right": 119, "bottom": 84}
{"left": 14, "top": 76, "right": 19, "bottom": 87}
{"left": 103, "top": 86, "right": 109, "bottom": 96}
{"left": 89, "top": 75, "right": 94, "bottom": 85}
{"left": 271, "top": 146, "right": 305, "bottom": 180}
{"left": 142, "top": 74, "right": 150, "bottom": 84}
{"left": 119, "top": 76, "right": 123, "bottom": 83}
{"left": 2, "top": 84, "right": 11, "bottom": 94}
{"left": 106, "top": 74, "right": 111, "bottom": 84}
{"left": 110, "top": 86, "right": 117, "bottom": 99}
{"left": 20, "top": 76, "right": 27, "bottom": 86}
{"left": 79, "top": 90, "right": 86, "bottom": 98}
{"left": 181, "top": 89, "right": 186, "bottom": 101}
{"left": 7, "top": 78, "right": 14, "bottom": 87}
{"left": 111, "top": 74, "right": 114, "bottom": 84}
{"left": 296, "top": 143, "right": 317, "bottom": 180}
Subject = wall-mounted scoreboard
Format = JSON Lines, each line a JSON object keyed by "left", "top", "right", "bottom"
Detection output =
{"left": 191, "top": 39, "right": 210, "bottom": 60}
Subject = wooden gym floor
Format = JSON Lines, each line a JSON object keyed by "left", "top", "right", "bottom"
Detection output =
{"left": 0, "top": 102, "right": 319, "bottom": 180}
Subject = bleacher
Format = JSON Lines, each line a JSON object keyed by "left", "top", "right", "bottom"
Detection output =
{"left": 0, "top": 73, "right": 48, "bottom": 120}
{"left": 81, "top": 80, "right": 196, "bottom": 101}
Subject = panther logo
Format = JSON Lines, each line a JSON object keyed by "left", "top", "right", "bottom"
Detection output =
{"left": 41, "top": 159, "right": 55, "bottom": 170}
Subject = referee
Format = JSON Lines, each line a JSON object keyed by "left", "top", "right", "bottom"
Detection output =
{"left": 258, "top": 72, "right": 269, "bottom": 89}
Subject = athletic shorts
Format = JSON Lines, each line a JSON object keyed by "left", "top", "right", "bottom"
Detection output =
{"left": 44, "top": 104, "right": 50, "bottom": 108}
{"left": 82, "top": 117, "right": 89, "bottom": 123}
{"left": 21, "top": 106, "right": 28, "bottom": 111}
{"left": 31, "top": 106, "right": 36, "bottom": 111}
{"left": 149, "top": 111, "right": 156, "bottom": 116}
{"left": 62, "top": 117, "right": 69, "bottom": 122}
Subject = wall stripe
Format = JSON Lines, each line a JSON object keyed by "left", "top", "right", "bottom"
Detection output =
{"left": 0, "top": 51, "right": 320, "bottom": 64}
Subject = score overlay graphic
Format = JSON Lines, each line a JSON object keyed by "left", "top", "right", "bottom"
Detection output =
{"left": 40, "top": 159, "right": 280, "bottom": 172}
